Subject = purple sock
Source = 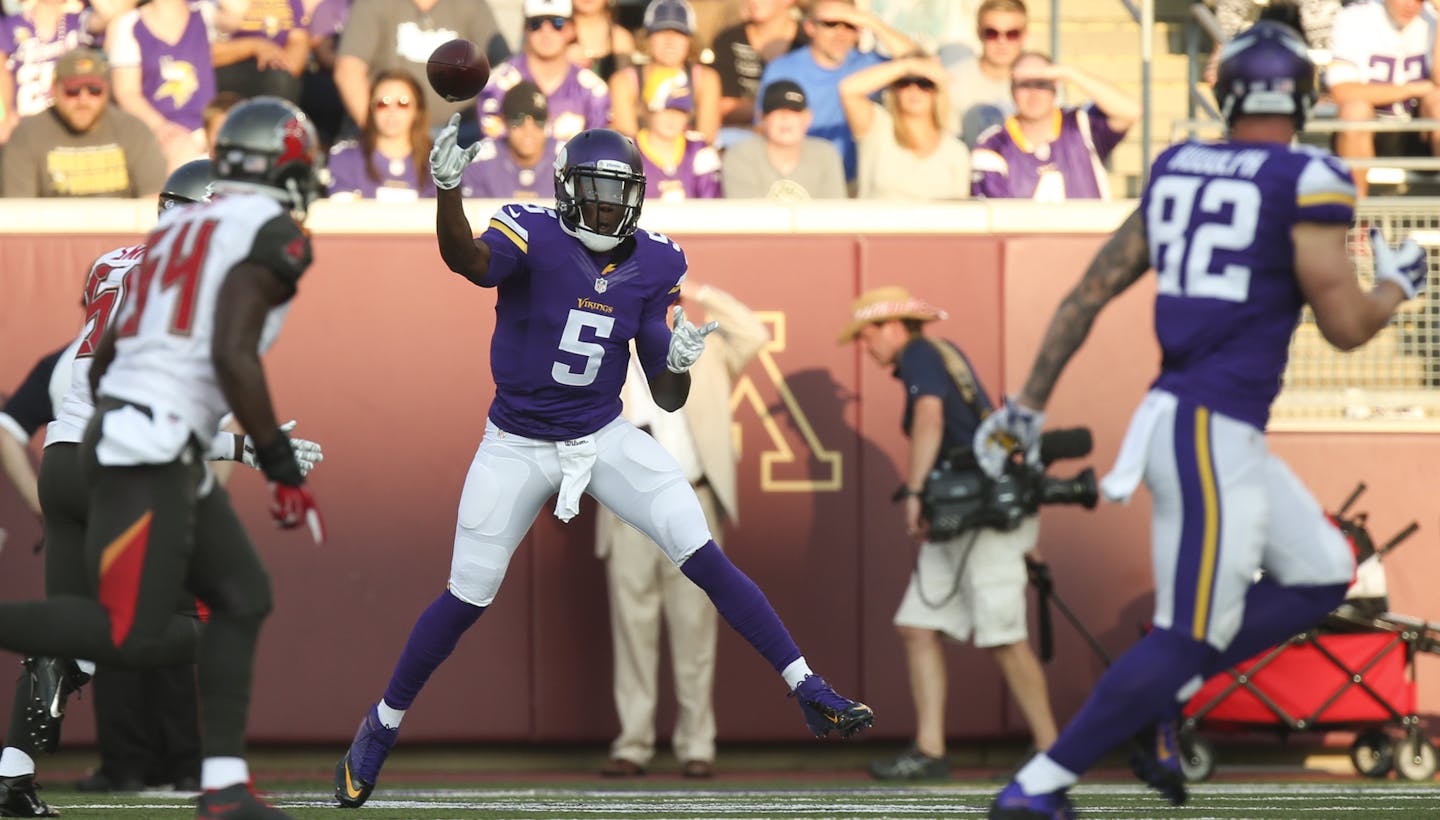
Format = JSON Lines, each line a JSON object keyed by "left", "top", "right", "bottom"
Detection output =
{"left": 1047, "top": 628, "right": 1216, "bottom": 776}
{"left": 680, "top": 541, "right": 801, "bottom": 674}
{"left": 1206, "top": 580, "right": 1348, "bottom": 674}
{"left": 381, "top": 590, "right": 485, "bottom": 710}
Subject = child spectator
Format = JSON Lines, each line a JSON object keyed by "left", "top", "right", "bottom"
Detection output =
{"left": 635, "top": 65, "right": 720, "bottom": 199}
{"left": 609, "top": 0, "right": 720, "bottom": 143}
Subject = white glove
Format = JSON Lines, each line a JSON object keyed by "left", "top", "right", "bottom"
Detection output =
{"left": 666, "top": 305, "right": 719, "bottom": 373}
{"left": 1371, "top": 226, "right": 1429, "bottom": 299}
{"left": 972, "top": 397, "right": 1046, "bottom": 479}
{"left": 429, "top": 113, "right": 481, "bottom": 191}
{"left": 242, "top": 420, "right": 324, "bottom": 477}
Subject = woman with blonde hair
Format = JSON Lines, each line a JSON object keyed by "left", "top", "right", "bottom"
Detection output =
{"left": 566, "top": 0, "right": 634, "bottom": 82}
{"left": 839, "top": 54, "right": 969, "bottom": 200}
{"left": 326, "top": 68, "right": 435, "bottom": 201}
{"left": 609, "top": 0, "right": 719, "bottom": 143}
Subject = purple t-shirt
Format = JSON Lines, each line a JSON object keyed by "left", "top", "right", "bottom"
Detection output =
{"left": 478, "top": 55, "right": 609, "bottom": 144}
{"left": 107, "top": 2, "right": 216, "bottom": 131}
{"left": 459, "top": 136, "right": 558, "bottom": 200}
{"left": 638, "top": 133, "right": 721, "bottom": 200}
{"left": 326, "top": 141, "right": 436, "bottom": 201}
{"left": 1143, "top": 141, "right": 1356, "bottom": 429}
{"left": 306, "top": 0, "right": 349, "bottom": 39}
{"left": 970, "top": 104, "right": 1126, "bottom": 201}
{"left": 0, "top": 10, "right": 92, "bottom": 116}
{"left": 476, "top": 203, "right": 687, "bottom": 439}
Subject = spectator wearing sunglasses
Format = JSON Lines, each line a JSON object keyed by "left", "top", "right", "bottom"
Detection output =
{"left": 609, "top": 0, "right": 720, "bottom": 144}
{"left": 756, "top": 0, "right": 918, "bottom": 185}
{"left": 841, "top": 54, "right": 970, "bottom": 200}
{"left": 710, "top": 0, "right": 808, "bottom": 136}
{"left": 461, "top": 79, "right": 558, "bottom": 199}
{"left": 2, "top": 46, "right": 165, "bottom": 197}
{"left": 326, "top": 68, "right": 436, "bottom": 202}
{"left": 947, "top": 0, "right": 1026, "bottom": 147}
{"left": 971, "top": 51, "right": 1138, "bottom": 201}
{"left": 479, "top": 0, "right": 609, "bottom": 143}
{"left": 336, "top": 0, "right": 505, "bottom": 138}
{"left": 0, "top": 0, "right": 110, "bottom": 145}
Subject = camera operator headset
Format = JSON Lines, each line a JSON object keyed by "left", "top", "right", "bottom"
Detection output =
{"left": 840, "top": 286, "right": 1059, "bottom": 779}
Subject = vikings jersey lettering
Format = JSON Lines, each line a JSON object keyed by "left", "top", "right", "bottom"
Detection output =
{"left": 477, "top": 204, "right": 686, "bottom": 440}
{"left": 1144, "top": 140, "right": 1356, "bottom": 429}
{"left": 1327, "top": 0, "right": 1436, "bottom": 117}
{"left": 100, "top": 194, "right": 311, "bottom": 442}
{"left": 45, "top": 242, "right": 148, "bottom": 447}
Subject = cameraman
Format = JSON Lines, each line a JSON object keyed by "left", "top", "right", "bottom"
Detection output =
{"left": 839, "top": 287, "right": 1057, "bottom": 781}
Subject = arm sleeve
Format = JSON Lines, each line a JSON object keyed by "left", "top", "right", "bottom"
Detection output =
{"left": 1, "top": 349, "right": 65, "bottom": 439}
{"left": 1295, "top": 153, "right": 1357, "bottom": 225}
{"left": 1325, "top": 7, "right": 1366, "bottom": 86}
{"left": 245, "top": 213, "right": 314, "bottom": 292}
{"left": 969, "top": 144, "right": 1009, "bottom": 198}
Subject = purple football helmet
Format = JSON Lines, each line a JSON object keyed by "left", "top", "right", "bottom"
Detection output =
{"left": 1213, "top": 20, "right": 1316, "bottom": 130}
{"left": 554, "top": 128, "right": 647, "bottom": 253}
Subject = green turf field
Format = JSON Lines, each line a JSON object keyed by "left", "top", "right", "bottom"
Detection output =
{"left": 31, "top": 781, "right": 1440, "bottom": 818}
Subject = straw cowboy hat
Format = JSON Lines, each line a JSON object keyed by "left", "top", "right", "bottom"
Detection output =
{"left": 837, "top": 286, "right": 948, "bottom": 344}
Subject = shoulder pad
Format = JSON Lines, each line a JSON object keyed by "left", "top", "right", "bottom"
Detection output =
{"left": 476, "top": 138, "right": 499, "bottom": 162}
{"left": 693, "top": 145, "right": 721, "bottom": 175}
{"left": 576, "top": 67, "right": 607, "bottom": 93}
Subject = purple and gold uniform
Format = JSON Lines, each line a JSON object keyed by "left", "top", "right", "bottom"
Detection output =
{"left": 0, "top": 9, "right": 92, "bottom": 117}
{"left": 326, "top": 140, "right": 436, "bottom": 202}
{"left": 459, "top": 136, "right": 558, "bottom": 199}
{"left": 477, "top": 203, "right": 686, "bottom": 440}
{"left": 970, "top": 104, "right": 1126, "bottom": 201}
{"left": 1145, "top": 141, "right": 1355, "bottom": 430}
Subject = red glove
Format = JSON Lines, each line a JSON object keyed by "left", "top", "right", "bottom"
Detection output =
{"left": 270, "top": 483, "right": 326, "bottom": 544}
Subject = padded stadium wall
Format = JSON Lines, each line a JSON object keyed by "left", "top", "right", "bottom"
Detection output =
{"left": 2, "top": 200, "right": 1437, "bottom": 746}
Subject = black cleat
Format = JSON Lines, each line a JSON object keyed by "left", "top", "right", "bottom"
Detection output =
{"left": 194, "top": 783, "right": 292, "bottom": 819}
{"left": 0, "top": 774, "right": 59, "bottom": 818}
{"left": 791, "top": 674, "right": 875, "bottom": 739}
{"left": 1128, "top": 718, "right": 1189, "bottom": 806}
{"left": 21, "top": 657, "right": 90, "bottom": 755}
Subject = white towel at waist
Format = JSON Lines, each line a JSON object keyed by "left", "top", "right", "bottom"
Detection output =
{"left": 555, "top": 435, "right": 598, "bottom": 522}
{"left": 1100, "top": 389, "right": 1176, "bottom": 504}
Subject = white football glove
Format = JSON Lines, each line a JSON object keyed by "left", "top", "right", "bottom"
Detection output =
{"left": 429, "top": 113, "right": 481, "bottom": 191}
{"left": 242, "top": 420, "right": 324, "bottom": 477}
{"left": 1371, "top": 226, "right": 1429, "bottom": 299}
{"left": 666, "top": 305, "right": 720, "bottom": 373}
{"left": 972, "top": 397, "right": 1046, "bottom": 479}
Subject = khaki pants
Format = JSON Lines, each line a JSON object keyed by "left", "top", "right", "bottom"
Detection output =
{"left": 602, "top": 483, "right": 721, "bottom": 766}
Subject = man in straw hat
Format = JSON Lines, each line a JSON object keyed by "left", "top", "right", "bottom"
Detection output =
{"left": 840, "top": 286, "right": 1057, "bottom": 781}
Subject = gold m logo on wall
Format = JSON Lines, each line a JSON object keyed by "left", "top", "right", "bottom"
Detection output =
{"left": 729, "top": 312, "right": 842, "bottom": 492}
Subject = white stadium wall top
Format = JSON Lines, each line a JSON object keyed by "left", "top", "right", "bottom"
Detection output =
{"left": 0, "top": 198, "right": 1136, "bottom": 236}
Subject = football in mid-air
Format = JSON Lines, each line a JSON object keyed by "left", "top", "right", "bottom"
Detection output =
{"left": 426, "top": 39, "right": 490, "bottom": 103}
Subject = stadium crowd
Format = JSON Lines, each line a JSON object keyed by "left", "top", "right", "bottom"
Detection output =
{"left": 0, "top": 0, "right": 1156, "bottom": 203}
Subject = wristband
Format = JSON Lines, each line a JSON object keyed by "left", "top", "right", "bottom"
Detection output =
{"left": 892, "top": 485, "right": 923, "bottom": 503}
{"left": 253, "top": 431, "right": 304, "bottom": 487}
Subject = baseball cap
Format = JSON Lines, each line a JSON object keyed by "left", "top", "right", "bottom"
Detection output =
{"left": 523, "top": 0, "right": 572, "bottom": 18}
{"left": 642, "top": 66, "right": 693, "bottom": 113}
{"left": 761, "top": 80, "right": 807, "bottom": 115}
{"left": 55, "top": 47, "right": 110, "bottom": 82}
{"left": 643, "top": 0, "right": 696, "bottom": 35}
{"left": 502, "top": 81, "right": 549, "bottom": 123}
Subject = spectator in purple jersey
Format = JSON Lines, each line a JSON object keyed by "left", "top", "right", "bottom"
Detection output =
{"left": 327, "top": 68, "right": 436, "bottom": 202}
{"left": 635, "top": 65, "right": 721, "bottom": 199}
{"left": 105, "top": 0, "right": 218, "bottom": 171}
{"left": 461, "top": 79, "right": 558, "bottom": 199}
{"left": 610, "top": 0, "right": 720, "bottom": 144}
{"left": 970, "top": 51, "right": 1137, "bottom": 201}
{"left": 0, "top": 0, "right": 105, "bottom": 143}
{"left": 479, "top": 0, "right": 610, "bottom": 144}
{"left": 212, "top": 0, "right": 309, "bottom": 104}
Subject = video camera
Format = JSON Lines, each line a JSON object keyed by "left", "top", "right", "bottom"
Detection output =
{"left": 920, "top": 428, "right": 1100, "bottom": 540}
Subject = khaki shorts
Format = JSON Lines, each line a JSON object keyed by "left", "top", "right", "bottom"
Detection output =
{"left": 894, "top": 516, "right": 1039, "bottom": 648}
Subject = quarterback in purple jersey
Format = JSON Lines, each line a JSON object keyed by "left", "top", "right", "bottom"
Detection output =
{"left": 974, "top": 22, "right": 1429, "bottom": 819}
{"left": 331, "top": 114, "right": 874, "bottom": 809}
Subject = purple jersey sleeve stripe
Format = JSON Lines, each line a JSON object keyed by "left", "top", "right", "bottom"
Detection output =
{"left": 488, "top": 218, "right": 527, "bottom": 253}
